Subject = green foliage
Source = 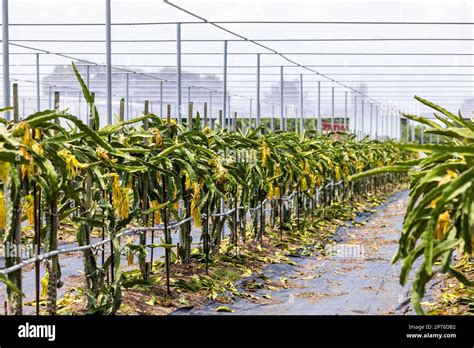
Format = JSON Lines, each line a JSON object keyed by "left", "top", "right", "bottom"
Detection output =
{"left": 354, "top": 96, "right": 474, "bottom": 314}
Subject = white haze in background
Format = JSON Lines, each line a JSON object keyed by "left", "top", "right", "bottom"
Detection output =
{"left": 0, "top": 0, "right": 473, "bottom": 134}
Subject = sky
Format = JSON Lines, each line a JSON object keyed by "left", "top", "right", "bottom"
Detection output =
{"left": 0, "top": 0, "right": 473, "bottom": 134}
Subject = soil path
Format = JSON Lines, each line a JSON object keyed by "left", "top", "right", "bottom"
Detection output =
{"left": 183, "top": 190, "right": 429, "bottom": 315}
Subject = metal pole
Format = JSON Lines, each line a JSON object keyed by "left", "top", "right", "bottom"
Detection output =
{"left": 375, "top": 105, "right": 379, "bottom": 140}
{"left": 227, "top": 95, "right": 231, "bottom": 129}
{"left": 361, "top": 99, "right": 365, "bottom": 139}
{"left": 222, "top": 40, "right": 228, "bottom": 129}
{"left": 406, "top": 118, "right": 409, "bottom": 143}
{"left": 125, "top": 73, "right": 129, "bottom": 120}
{"left": 317, "top": 81, "right": 321, "bottom": 135}
{"left": 280, "top": 66, "right": 284, "bottom": 130}
{"left": 256, "top": 54, "right": 261, "bottom": 128}
{"left": 344, "top": 91, "right": 348, "bottom": 131}
{"left": 249, "top": 98, "right": 253, "bottom": 130}
{"left": 369, "top": 103, "right": 373, "bottom": 139}
{"left": 176, "top": 23, "right": 183, "bottom": 123}
{"left": 271, "top": 104, "right": 275, "bottom": 131}
{"left": 188, "top": 86, "right": 191, "bottom": 105}
{"left": 48, "top": 86, "right": 52, "bottom": 109}
{"left": 105, "top": 0, "right": 112, "bottom": 124}
{"left": 354, "top": 96, "right": 357, "bottom": 136}
{"left": 331, "top": 87, "right": 335, "bottom": 133}
{"left": 177, "top": 23, "right": 182, "bottom": 123}
{"left": 160, "top": 81, "right": 163, "bottom": 117}
{"left": 35, "top": 53, "right": 40, "bottom": 111}
{"left": 2, "top": 0, "right": 11, "bottom": 120}
{"left": 209, "top": 91, "right": 212, "bottom": 124}
{"left": 299, "top": 74, "right": 304, "bottom": 134}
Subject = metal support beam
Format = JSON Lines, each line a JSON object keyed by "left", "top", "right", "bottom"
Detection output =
{"left": 209, "top": 91, "right": 212, "bottom": 123}
{"left": 300, "top": 74, "right": 304, "bottom": 134}
{"left": 105, "top": 0, "right": 112, "bottom": 124}
{"left": 369, "top": 103, "right": 373, "bottom": 139}
{"left": 35, "top": 53, "right": 40, "bottom": 111}
{"left": 222, "top": 40, "right": 228, "bottom": 129}
{"left": 353, "top": 96, "right": 357, "bottom": 136}
{"left": 331, "top": 87, "right": 335, "bottom": 133}
{"left": 249, "top": 98, "right": 253, "bottom": 130}
{"left": 280, "top": 66, "right": 284, "bottom": 130}
{"left": 344, "top": 91, "right": 348, "bottom": 130}
{"left": 2, "top": 0, "right": 10, "bottom": 120}
{"left": 317, "top": 81, "right": 321, "bottom": 134}
{"left": 227, "top": 95, "right": 231, "bottom": 129}
{"left": 125, "top": 73, "right": 130, "bottom": 120}
{"left": 271, "top": 104, "right": 275, "bottom": 131}
{"left": 361, "top": 99, "right": 365, "bottom": 139}
{"left": 406, "top": 118, "right": 409, "bottom": 143}
{"left": 177, "top": 23, "right": 182, "bottom": 123}
{"left": 256, "top": 53, "right": 261, "bottom": 128}
{"left": 160, "top": 81, "right": 163, "bottom": 117}
{"left": 375, "top": 105, "right": 379, "bottom": 139}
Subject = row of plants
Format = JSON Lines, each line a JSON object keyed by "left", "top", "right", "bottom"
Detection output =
{"left": 351, "top": 96, "right": 474, "bottom": 314}
{"left": 0, "top": 63, "right": 411, "bottom": 315}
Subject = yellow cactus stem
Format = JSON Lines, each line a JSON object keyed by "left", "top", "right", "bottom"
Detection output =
{"left": 0, "top": 191, "right": 6, "bottom": 229}
{"left": 343, "top": 164, "right": 350, "bottom": 177}
{"left": 315, "top": 174, "right": 322, "bottom": 187}
{"left": 57, "top": 149, "right": 87, "bottom": 178}
{"left": 118, "top": 187, "right": 130, "bottom": 219}
{"left": 19, "top": 146, "right": 34, "bottom": 181}
{"left": 151, "top": 128, "right": 163, "bottom": 148}
{"left": 267, "top": 182, "right": 274, "bottom": 199}
{"left": 124, "top": 236, "right": 135, "bottom": 265}
{"left": 275, "top": 163, "right": 282, "bottom": 176}
{"left": 274, "top": 186, "right": 281, "bottom": 198}
{"left": 0, "top": 161, "right": 10, "bottom": 183}
{"left": 316, "top": 162, "right": 324, "bottom": 174}
{"left": 24, "top": 194, "right": 35, "bottom": 225}
{"left": 110, "top": 173, "right": 128, "bottom": 219}
{"left": 183, "top": 170, "right": 193, "bottom": 191}
{"left": 304, "top": 161, "right": 311, "bottom": 175}
{"left": 191, "top": 179, "right": 204, "bottom": 227}
{"left": 429, "top": 197, "right": 440, "bottom": 209}
{"left": 164, "top": 118, "right": 177, "bottom": 126}
{"left": 300, "top": 177, "right": 308, "bottom": 191}
{"left": 210, "top": 157, "right": 227, "bottom": 183}
{"left": 16, "top": 122, "right": 33, "bottom": 146}
{"left": 96, "top": 147, "right": 110, "bottom": 162}
{"left": 40, "top": 271, "right": 49, "bottom": 298}
{"left": 335, "top": 166, "right": 341, "bottom": 181}
{"left": 261, "top": 141, "right": 270, "bottom": 166}
{"left": 435, "top": 211, "right": 451, "bottom": 240}
{"left": 150, "top": 200, "right": 162, "bottom": 225}
{"left": 438, "top": 169, "right": 458, "bottom": 187}
{"left": 31, "top": 143, "right": 44, "bottom": 156}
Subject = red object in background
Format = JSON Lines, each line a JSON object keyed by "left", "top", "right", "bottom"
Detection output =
{"left": 321, "top": 122, "right": 346, "bottom": 132}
